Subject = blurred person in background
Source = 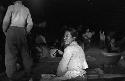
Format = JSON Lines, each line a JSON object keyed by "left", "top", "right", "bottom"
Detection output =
{"left": 99, "top": 30, "right": 106, "bottom": 49}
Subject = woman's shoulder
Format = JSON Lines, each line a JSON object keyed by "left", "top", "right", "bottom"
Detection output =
{"left": 64, "top": 44, "right": 79, "bottom": 52}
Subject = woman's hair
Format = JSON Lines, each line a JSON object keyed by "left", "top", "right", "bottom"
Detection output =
{"left": 65, "top": 27, "right": 78, "bottom": 39}
{"left": 14, "top": 0, "right": 22, "bottom": 4}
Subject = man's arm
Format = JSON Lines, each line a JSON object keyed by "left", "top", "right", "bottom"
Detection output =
{"left": 2, "top": 6, "right": 12, "bottom": 34}
{"left": 26, "top": 8, "right": 33, "bottom": 33}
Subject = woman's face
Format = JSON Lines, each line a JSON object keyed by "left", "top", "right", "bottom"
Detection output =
{"left": 64, "top": 31, "right": 74, "bottom": 45}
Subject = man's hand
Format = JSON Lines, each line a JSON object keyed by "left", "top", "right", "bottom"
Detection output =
{"left": 26, "top": 28, "right": 31, "bottom": 33}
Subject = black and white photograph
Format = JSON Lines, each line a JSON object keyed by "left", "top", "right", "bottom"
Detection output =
{"left": 0, "top": 0, "right": 125, "bottom": 81}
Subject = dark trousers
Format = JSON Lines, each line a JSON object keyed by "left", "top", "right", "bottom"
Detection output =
{"left": 5, "top": 26, "right": 33, "bottom": 80}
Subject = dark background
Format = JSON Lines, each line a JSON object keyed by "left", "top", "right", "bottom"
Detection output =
{"left": 1, "top": 1, "right": 125, "bottom": 80}
{"left": 0, "top": 0, "right": 125, "bottom": 41}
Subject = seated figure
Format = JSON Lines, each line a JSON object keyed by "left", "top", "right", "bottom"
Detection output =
{"left": 55, "top": 28, "right": 88, "bottom": 81}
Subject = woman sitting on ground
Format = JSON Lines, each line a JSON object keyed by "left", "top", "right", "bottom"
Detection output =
{"left": 55, "top": 28, "right": 88, "bottom": 81}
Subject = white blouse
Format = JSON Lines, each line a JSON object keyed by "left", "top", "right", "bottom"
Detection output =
{"left": 57, "top": 41, "right": 88, "bottom": 79}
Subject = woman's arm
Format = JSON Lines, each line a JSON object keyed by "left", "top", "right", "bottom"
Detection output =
{"left": 57, "top": 47, "right": 72, "bottom": 76}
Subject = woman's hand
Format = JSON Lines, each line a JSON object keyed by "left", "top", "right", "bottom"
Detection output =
{"left": 57, "top": 49, "right": 63, "bottom": 55}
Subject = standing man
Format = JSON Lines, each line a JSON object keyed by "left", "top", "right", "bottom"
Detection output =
{"left": 2, "top": 0, "right": 33, "bottom": 81}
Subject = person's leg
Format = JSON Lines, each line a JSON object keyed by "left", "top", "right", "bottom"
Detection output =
{"left": 18, "top": 28, "right": 33, "bottom": 78}
{"left": 5, "top": 28, "right": 18, "bottom": 80}
{"left": 21, "top": 47, "right": 33, "bottom": 75}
